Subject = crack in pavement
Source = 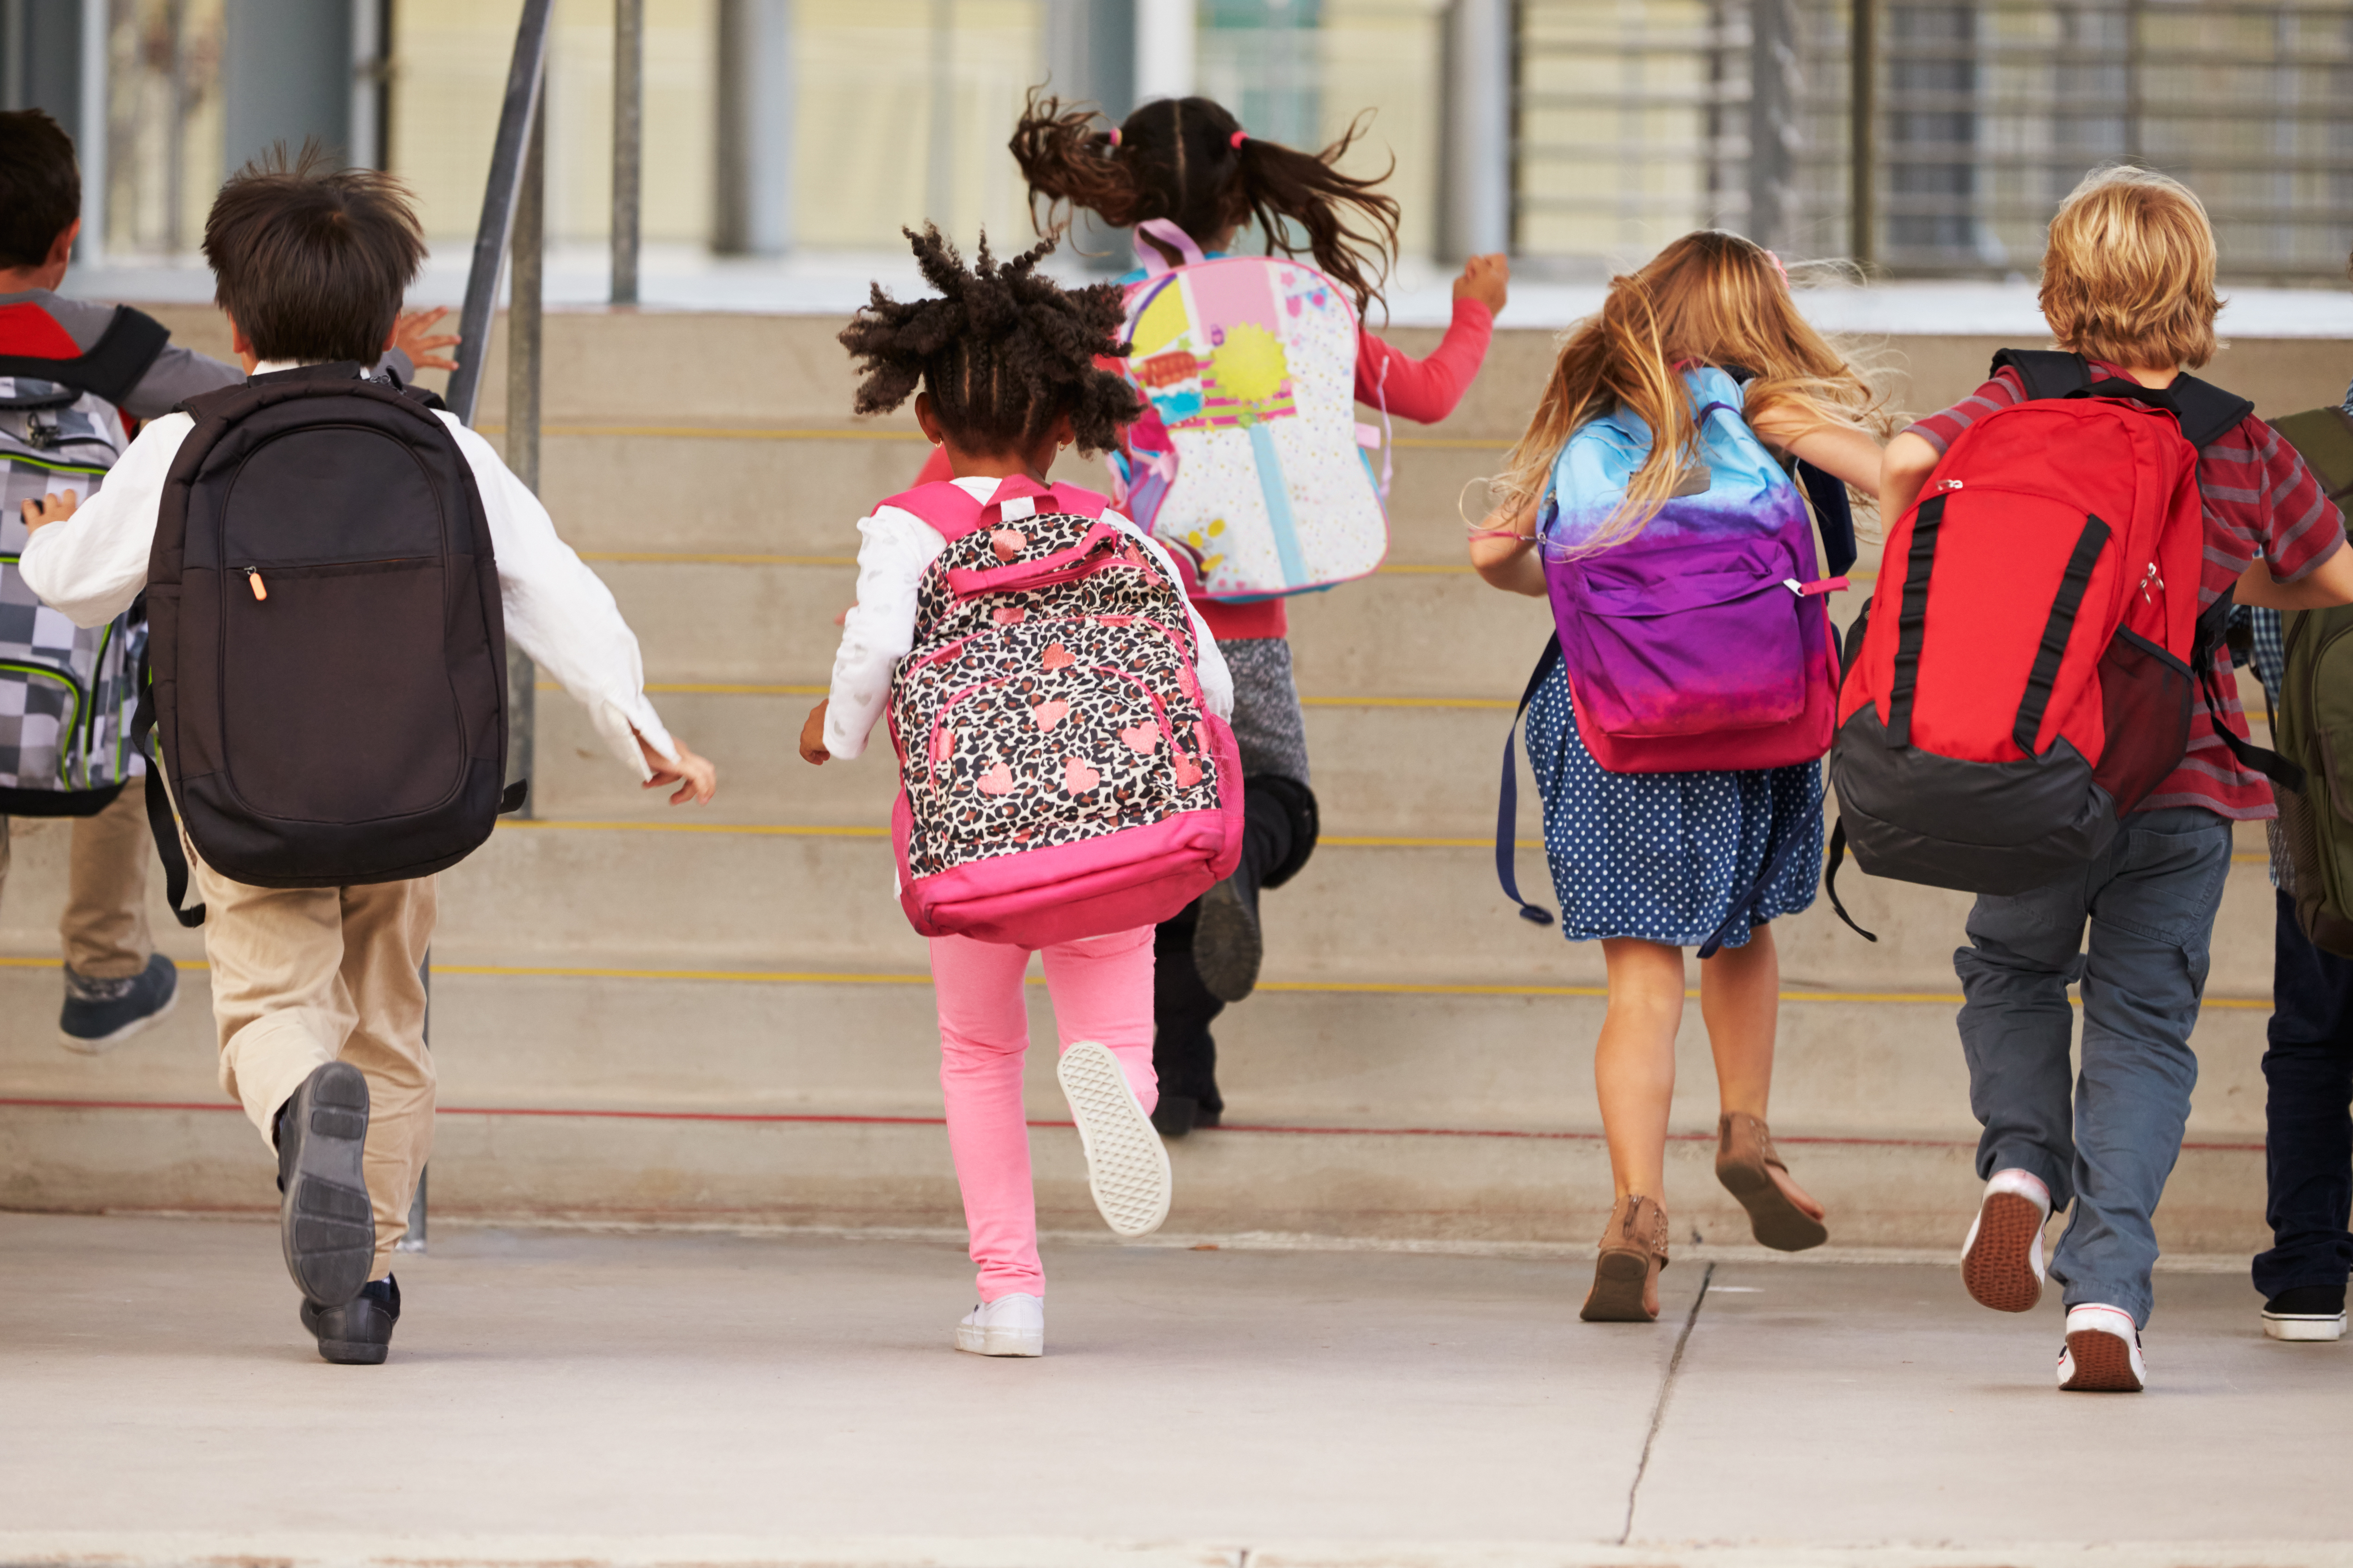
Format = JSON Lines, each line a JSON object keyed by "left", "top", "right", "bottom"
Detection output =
{"left": 1619, "top": 1260, "right": 1716, "bottom": 1546}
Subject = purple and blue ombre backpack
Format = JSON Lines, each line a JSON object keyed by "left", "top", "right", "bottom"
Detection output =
{"left": 1493, "top": 368, "right": 1857, "bottom": 931}
{"left": 1532, "top": 367, "right": 1852, "bottom": 772}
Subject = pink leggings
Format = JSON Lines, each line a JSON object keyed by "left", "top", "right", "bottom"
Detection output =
{"left": 930, "top": 926, "right": 1158, "bottom": 1301}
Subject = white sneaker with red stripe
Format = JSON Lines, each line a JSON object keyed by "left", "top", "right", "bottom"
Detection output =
{"left": 1961, "top": 1168, "right": 2051, "bottom": 1312}
{"left": 2057, "top": 1304, "right": 2146, "bottom": 1392}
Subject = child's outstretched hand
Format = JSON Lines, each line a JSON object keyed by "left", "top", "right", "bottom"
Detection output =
{"left": 799, "top": 700, "right": 831, "bottom": 766}
{"left": 1453, "top": 254, "right": 1510, "bottom": 316}
{"left": 388, "top": 307, "right": 461, "bottom": 373}
{"left": 639, "top": 732, "right": 717, "bottom": 804}
{"left": 20, "top": 490, "right": 77, "bottom": 534}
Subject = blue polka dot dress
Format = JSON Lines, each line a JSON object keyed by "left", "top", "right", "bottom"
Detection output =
{"left": 1524, "top": 654, "right": 1823, "bottom": 949}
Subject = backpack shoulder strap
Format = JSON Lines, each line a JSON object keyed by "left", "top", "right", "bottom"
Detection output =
{"left": 1989, "top": 348, "right": 2090, "bottom": 401}
{"left": 878, "top": 480, "right": 991, "bottom": 541}
{"left": 1045, "top": 481, "right": 1110, "bottom": 519}
{"left": 2166, "top": 372, "right": 2257, "bottom": 451}
{"left": 0, "top": 305, "right": 170, "bottom": 408}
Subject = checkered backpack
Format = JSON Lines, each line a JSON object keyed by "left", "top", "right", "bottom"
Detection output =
{"left": 0, "top": 308, "right": 169, "bottom": 816}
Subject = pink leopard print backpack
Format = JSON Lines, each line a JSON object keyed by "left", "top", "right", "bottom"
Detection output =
{"left": 882, "top": 475, "right": 1243, "bottom": 947}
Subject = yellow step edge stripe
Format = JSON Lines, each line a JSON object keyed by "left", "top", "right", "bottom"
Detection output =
{"left": 0, "top": 954, "right": 2265, "bottom": 1009}
{"left": 547, "top": 682, "right": 1517, "bottom": 710}
{"left": 478, "top": 424, "right": 1517, "bottom": 453}
{"left": 573, "top": 550, "right": 1472, "bottom": 576}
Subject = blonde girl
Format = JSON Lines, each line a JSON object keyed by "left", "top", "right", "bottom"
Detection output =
{"left": 1470, "top": 231, "right": 1887, "bottom": 1323}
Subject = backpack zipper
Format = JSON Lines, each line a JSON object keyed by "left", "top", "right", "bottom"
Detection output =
{"left": 242, "top": 566, "right": 267, "bottom": 601}
{"left": 0, "top": 659, "right": 85, "bottom": 783}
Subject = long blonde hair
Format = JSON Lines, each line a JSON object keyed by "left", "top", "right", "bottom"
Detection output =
{"left": 1493, "top": 231, "right": 1887, "bottom": 553}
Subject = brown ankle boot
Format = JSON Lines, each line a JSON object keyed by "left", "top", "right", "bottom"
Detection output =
{"left": 1715, "top": 1112, "right": 1829, "bottom": 1252}
{"left": 1581, "top": 1193, "right": 1670, "bottom": 1323}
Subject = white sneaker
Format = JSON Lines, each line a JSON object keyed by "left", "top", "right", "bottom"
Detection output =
{"left": 2057, "top": 1304, "right": 2146, "bottom": 1392}
{"left": 955, "top": 1292, "right": 1044, "bottom": 1357}
{"left": 1961, "top": 1168, "right": 2051, "bottom": 1313}
{"left": 1057, "top": 1039, "right": 1173, "bottom": 1238}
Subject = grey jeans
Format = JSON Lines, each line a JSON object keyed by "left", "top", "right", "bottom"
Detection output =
{"left": 1953, "top": 805, "right": 2236, "bottom": 1325}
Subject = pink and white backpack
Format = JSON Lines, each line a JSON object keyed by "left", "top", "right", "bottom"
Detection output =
{"left": 882, "top": 475, "right": 1243, "bottom": 947}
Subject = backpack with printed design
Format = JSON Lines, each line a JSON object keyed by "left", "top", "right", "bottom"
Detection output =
{"left": 883, "top": 475, "right": 1243, "bottom": 947}
{"left": 1107, "top": 219, "right": 1388, "bottom": 602}
{"left": 1491, "top": 367, "right": 1856, "bottom": 952}
{"left": 0, "top": 303, "right": 172, "bottom": 816}
{"left": 1825, "top": 350, "right": 2296, "bottom": 934}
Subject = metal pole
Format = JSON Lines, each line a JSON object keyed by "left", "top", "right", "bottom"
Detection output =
{"left": 77, "top": 0, "right": 106, "bottom": 262}
{"left": 1747, "top": 0, "right": 1799, "bottom": 253}
{"left": 1438, "top": 0, "right": 1513, "bottom": 261}
{"left": 1850, "top": 0, "right": 1875, "bottom": 270}
{"left": 611, "top": 0, "right": 642, "bottom": 305}
{"left": 925, "top": 0, "right": 954, "bottom": 229}
{"left": 504, "top": 106, "right": 542, "bottom": 817}
{"left": 445, "top": 0, "right": 554, "bottom": 425}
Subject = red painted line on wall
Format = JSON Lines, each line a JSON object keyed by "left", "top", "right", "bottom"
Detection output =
{"left": 0, "top": 1097, "right": 2267, "bottom": 1153}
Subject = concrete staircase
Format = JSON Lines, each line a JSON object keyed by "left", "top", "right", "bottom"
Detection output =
{"left": 3, "top": 308, "right": 2341, "bottom": 1256}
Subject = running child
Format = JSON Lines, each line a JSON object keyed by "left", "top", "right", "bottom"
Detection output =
{"left": 1881, "top": 168, "right": 2353, "bottom": 1391}
{"left": 799, "top": 226, "right": 1235, "bottom": 1358}
{"left": 18, "top": 151, "right": 714, "bottom": 1365}
{"left": 1469, "top": 231, "right": 1887, "bottom": 1323}
{"left": 1002, "top": 88, "right": 1510, "bottom": 1135}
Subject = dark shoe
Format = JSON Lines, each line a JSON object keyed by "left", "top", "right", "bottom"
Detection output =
{"left": 1191, "top": 877, "right": 1263, "bottom": 1003}
{"left": 1714, "top": 1112, "right": 1828, "bottom": 1252}
{"left": 59, "top": 953, "right": 178, "bottom": 1054}
{"left": 276, "top": 1061, "right": 374, "bottom": 1308}
{"left": 302, "top": 1275, "right": 400, "bottom": 1365}
{"left": 2263, "top": 1283, "right": 2348, "bottom": 1342}
{"left": 1151, "top": 1095, "right": 1200, "bottom": 1138}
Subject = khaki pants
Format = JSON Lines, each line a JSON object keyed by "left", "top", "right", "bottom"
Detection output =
{"left": 189, "top": 837, "right": 438, "bottom": 1279}
{"left": 0, "top": 784, "right": 157, "bottom": 978}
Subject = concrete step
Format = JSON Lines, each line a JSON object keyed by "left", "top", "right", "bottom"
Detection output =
{"left": 0, "top": 963, "right": 2270, "bottom": 1252}
{"left": 0, "top": 811, "right": 2279, "bottom": 995}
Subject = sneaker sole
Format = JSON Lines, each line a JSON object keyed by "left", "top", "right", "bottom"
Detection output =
{"left": 1962, "top": 1191, "right": 2045, "bottom": 1313}
{"left": 954, "top": 1325, "right": 1044, "bottom": 1357}
{"left": 1057, "top": 1040, "right": 1172, "bottom": 1239}
{"left": 282, "top": 1062, "right": 375, "bottom": 1308}
{"left": 57, "top": 974, "right": 179, "bottom": 1054}
{"left": 2060, "top": 1328, "right": 2145, "bottom": 1392}
{"left": 2264, "top": 1311, "right": 2348, "bottom": 1342}
{"left": 313, "top": 1336, "right": 391, "bottom": 1366}
{"left": 1191, "top": 880, "right": 1262, "bottom": 1004}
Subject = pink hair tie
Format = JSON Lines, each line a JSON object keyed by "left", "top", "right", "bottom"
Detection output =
{"left": 1107, "top": 128, "right": 1122, "bottom": 148}
{"left": 1229, "top": 130, "right": 1247, "bottom": 150}
{"left": 1766, "top": 249, "right": 1791, "bottom": 289}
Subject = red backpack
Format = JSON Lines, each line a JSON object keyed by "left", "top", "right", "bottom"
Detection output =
{"left": 1826, "top": 351, "right": 2296, "bottom": 935}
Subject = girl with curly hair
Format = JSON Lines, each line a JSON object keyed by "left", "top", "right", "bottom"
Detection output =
{"left": 800, "top": 226, "right": 1234, "bottom": 1358}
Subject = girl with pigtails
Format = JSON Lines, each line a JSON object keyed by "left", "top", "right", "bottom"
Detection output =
{"left": 997, "top": 88, "right": 1511, "bottom": 1135}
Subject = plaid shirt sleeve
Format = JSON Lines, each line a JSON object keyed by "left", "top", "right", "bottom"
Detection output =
{"left": 1902, "top": 367, "right": 2025, "bottom": 455}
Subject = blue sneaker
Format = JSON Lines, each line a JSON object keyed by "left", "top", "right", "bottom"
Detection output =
{"left": 58, "top": 952, "right": 178, "bottom": 1054}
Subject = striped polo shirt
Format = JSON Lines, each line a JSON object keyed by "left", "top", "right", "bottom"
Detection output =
{"left": 1906, "top": 360, "right": 2346, "bottom": 822}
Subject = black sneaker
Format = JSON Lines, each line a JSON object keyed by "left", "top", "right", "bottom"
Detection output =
{"left": 1191, "top": 878, "right": 1262, "bottom": 1003}
{"left": 275, "top": 1061, "right": 374, "bottom": 1308}
{"left": 2263, "top": 1283, "right": 2347, "bottom": 1342}
{"left": 1151, "top": 1095, "right": 1200, "bottom": 1138}
{"left": 302, "top": 1275, "right": 400, "bottom": 1365}
{"left": 58, "top": 953, "right": 178, "bottom": 1054}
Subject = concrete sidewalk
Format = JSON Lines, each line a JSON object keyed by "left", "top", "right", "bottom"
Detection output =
{"left": 1, "top": 1213, "right": 2347, "bottom": 1568}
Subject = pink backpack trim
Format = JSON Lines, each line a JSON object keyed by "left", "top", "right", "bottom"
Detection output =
{"left": 880, "top": 475, "right": 1111, "bottom": 542}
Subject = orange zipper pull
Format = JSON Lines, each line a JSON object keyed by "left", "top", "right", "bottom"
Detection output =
{"left": 244, "top": 567, "right": 267, "bottom": 602}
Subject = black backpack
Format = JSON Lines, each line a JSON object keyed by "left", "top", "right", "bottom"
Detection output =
{"left": 135, "top": 363, "right": 524, "bottom": 925}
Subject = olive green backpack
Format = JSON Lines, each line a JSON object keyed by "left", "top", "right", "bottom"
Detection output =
{"left": 2267, "top": 406, "right": 2353, "bottom": 957}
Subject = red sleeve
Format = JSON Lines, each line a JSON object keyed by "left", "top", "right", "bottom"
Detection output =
{"left": 913, "top": 443, "right": 953, "bottom": 487}
{"left": 2255, "top": 419, "right": 2348, "bottom": 581}
{"left": 1355, "top": 298, "right": 1494, "bottom": 425}
{"left": 1903, "top": 367, "right": 2026, "bottom": 455}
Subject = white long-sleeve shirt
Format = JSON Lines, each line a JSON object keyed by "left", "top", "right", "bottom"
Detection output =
{"left": 823, "top": 475, "right": 1233, "bottom": 759}
{"left": 19, "top": 362, "right": 677, "bottom": 778}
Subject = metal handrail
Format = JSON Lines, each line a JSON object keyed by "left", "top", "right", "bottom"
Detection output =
{"left": 445, "top": 0, "right": 555, "bottom": 426}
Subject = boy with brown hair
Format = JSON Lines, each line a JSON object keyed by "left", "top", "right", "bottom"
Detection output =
{"left": 16, "top": 151, "right": 715, "bottom": 1365}
{"left": 0, "top": 107, "right": 453, "bottom": 1050}
{"left": 1882, "top": 166, "right": 2353, "bottom": 1392}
